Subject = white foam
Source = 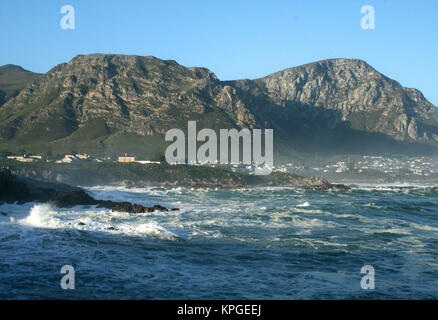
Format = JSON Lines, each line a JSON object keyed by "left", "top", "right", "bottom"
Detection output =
{"left": 125, "top": 222, "right": 183, "bottom": 240}
{"left": 10, "top": 201, "right": 185, "bottom": 241}
{"left": 352, "top": 182, "right": 438, "bottom": 190}
{"left": 19, "top": 203, "right": 58, "bottom": 228}
{"left": 297, "top": 202, "right": 311, "bottom": 208}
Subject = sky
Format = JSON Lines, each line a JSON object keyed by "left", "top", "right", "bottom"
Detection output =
{"left": 1, "top": 0, "right": 437, "bottom": 105}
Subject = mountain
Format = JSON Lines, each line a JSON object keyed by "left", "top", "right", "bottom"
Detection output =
{"left": 255, "top": 59, "right": 438, "bottom": 144}
{"left": 0, "top": 54, "right": 437, "bottom": 161}
{"left": 0, "top": 64, "right": 41, "bottom": 106}
{"left": 230, "top": 58, "right": 438, "bottom": 157}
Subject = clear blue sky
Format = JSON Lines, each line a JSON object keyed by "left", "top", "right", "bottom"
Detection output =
{"left": 1, "top": 0, "right": 437, "bottom": 105}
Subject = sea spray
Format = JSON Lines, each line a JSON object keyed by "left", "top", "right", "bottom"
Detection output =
{"left": 20, "top": 203, "right": 56, "bottom": 228}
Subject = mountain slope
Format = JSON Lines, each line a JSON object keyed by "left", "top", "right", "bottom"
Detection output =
{"left": 0, "top": 54, "right": 258, "bottom": 158}
{"left": 257, "top": 59, "right": 438, "bottom": 143}
{"left": 0, "top": 54, "right": 437, "bottom": 160}
{"left": 0, "top": 64, "right": 41, "bottom": 106}
{"left": 230, "top": 58, "right": 438, "bottom": 156}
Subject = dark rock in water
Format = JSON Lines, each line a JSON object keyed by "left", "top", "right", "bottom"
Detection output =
{"left": 171, "top": 235, "right": 185, "bottom": 242}
{"left": 0, "top": 168, "right": 172, "bottom": 214}
{"left": 153, "top": 204, "right": 168, "bottom": 212}
{"left": 170, "top": 208, "right": 179, "bottom": 211}
{"left": 0, "top": 168, "right": 31, "bottom": 203}
{"left": 112, "top": 202, "right": 150, "bottom": 213}
{"left": 78, "top": 222, "right": 85, "bottom": 226}
{"left": 1, "top": 167, "right": 93, "bottom": 205}
{"left": 107, "top": 226, "right": 115, "bottom": 230}
{"left": 329, "top": 184, "right": 350, "bottom": 191}
{"left": 151, "top": 187, "right": 167, "bottom": 191}
{"left": 54, "top": 189, "right": 98, "bottom": 208}
{"left": 95, "top": 199, "right": 169, "bottom": 213}
{"left": 103, "top": 201, "right": 169, "bottom": 214}
{"left": 0, "top": 211, "right": 7, "bottom": 216}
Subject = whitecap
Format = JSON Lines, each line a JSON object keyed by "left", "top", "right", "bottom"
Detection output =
{"left": 297, "top": 202, "right": 311, "bottom": 208}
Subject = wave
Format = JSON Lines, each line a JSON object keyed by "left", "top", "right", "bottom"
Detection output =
{"left": 14, "top": 203, "right": 185, "bottom": 241}
{"left": 297, "top": 202, "right": 311, "bottom": 208}
{"left": 351, "top": 182, "right": 438, "bottom": 190}
{"left": 19, "top": 203, "right": 57, "bottom": 228}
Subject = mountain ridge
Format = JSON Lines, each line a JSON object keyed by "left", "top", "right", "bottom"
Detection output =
{"left": 254, "top": 58, "right": 438, "bottom": 142}
{"left": 0, "top": 54, "right": 437, "bottom": 161}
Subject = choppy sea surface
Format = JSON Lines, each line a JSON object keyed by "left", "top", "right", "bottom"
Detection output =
{"left": 0, "top": 184, "right": 437, "bottom": 299}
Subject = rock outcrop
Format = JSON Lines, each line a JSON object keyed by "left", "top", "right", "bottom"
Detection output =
{"left": 0, "top": 168, "right": 172, "bottom": 213}
{"left": 6, "top": 163, "right": 349, "bottom": 190}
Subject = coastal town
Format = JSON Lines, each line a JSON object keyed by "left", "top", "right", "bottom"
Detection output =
{"left": 2, "top": 153, "right": 438, "bottom": 178}
{"left": 4, "top": 154, "right": 161, "bottom": 165}
{"left": 284, "top": 156, "right": 438, "bottom": 177}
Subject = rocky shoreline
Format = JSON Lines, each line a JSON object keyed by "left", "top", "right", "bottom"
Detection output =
{"left": 1, "top": 164, "right": 350, "bottom": 214}
{"left": 3, "top": 162, "right": 350, "bottom": 191}
{"left": 0, "top": 168, "right": 176, "bottom": 213}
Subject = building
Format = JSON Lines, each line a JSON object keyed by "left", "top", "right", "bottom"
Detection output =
{"left": 7, "top": 156, "right": 21, "bottom": 160}
{"left": 29, "top": 155, "right": 43, "bottom": 160}
{"left": 118, "top": 156, "right": 136, "bottom": 163}
{"left": 55, "top": 155, "right": 77, "bottom": 163}
{"left": 6, "top": 155, "right": 40, "bottom": 163}
{"left": 75, "top": 154, "right": 89, "bottom": 160}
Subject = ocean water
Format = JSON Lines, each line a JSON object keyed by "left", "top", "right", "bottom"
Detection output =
{"left": 0, "top": 185, "right": 437, "bottom": 299}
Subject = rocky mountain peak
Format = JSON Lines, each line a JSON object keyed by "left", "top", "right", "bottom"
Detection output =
{"left": 261, "top": 58, "right": 393, "bottom": 106}
{"left": 255, "top": 58, "right": 438, "bottom": 145}
{"left": 0, "top": 54, "right": 437, "bottom": 158}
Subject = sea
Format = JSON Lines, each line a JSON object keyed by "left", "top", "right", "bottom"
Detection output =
{"left": 0, "top": 184, "right": 437, "bottom": 299}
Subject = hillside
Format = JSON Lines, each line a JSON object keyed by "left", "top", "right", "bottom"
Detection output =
{"left": 0, "top": 54, "right": 437, "bottom": 161}
{"left": 0, "top": 64, "right": 41, "bottom": 106}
